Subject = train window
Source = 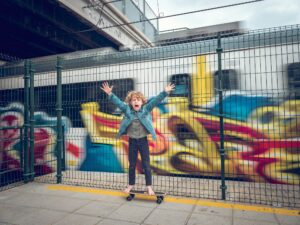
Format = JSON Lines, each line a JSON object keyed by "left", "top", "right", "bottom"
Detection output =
{"left": 170, "top": 73, "right": 191, "bottom": 97}
{"left": 0, "top": 88, "right": 24, "bottom": 106}
{"left": 214, "top": 69, "right": 238, "bottom": 90}
{"left": 62, "top": 78, "right": 134, "bottom": 127}
{"left": 287, "top": 63, "right": 300, "bottom": 99}
{"left": 35, "top": 86, "right": 57, "bottom": 116}
{"left": 98, "top": 78, "right": 134, "bottom": 115}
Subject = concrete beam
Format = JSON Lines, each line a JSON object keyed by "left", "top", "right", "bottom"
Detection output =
{"left": 57, "top": 0, "right": 153, "bottom": 49}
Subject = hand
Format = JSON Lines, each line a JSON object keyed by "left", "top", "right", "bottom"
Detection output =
{"left": 164, "top": 83, "right": 175, "bottom": 93}
{"left": 100, "top": 82, "right": 113, "bottom": 95}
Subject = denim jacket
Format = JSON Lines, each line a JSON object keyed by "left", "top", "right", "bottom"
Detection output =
{"left": 108, "top": 91, "right": 168, "bottom": 140}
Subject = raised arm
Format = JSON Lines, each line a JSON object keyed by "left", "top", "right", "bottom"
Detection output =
{"left": 100, "top": 81, "right": 113, "bottom": 95}
{"left": 145, "top": 83, "right": 175, "bottom": 111}
{"left": 100, "top": 82, "right": 127, "bottom": 112}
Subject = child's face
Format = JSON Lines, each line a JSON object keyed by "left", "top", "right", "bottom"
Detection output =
{"left": 130, "top": 96, "right": 143, "bottom": 111}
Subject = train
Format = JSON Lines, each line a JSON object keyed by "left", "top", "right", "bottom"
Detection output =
{"left": 1, "top": 25, "right": 299, "bottom": 185}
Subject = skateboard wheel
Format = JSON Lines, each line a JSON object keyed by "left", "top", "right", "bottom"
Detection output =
{"left": 127, "top": 194, "right": 135, "bottom": 201}
{"left": 156, "top": 197, "right": 163, "bottom": 204}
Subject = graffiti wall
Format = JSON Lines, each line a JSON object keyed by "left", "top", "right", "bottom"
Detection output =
{"left": 80, "top": 95, "right": 300, "bottom": 185}
{"left": 0, "top": 103, "right": 72, "bottom": 184}
{"left": 1, "top": 92, "right": 299, "bottom": 185}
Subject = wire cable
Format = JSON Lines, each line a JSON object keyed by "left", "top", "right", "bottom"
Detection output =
{"left": 82, "top": 0, "right": 122, "bottom": 9}
{"left": 73, "top": 0, "right": 264, "bottom": 33}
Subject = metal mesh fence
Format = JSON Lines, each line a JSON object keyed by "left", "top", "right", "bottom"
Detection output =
{"left": 0, "top": 63, "right": 25, "bottom": 191}
{"left": 0, "top": 126, "right": 24, "bottom": 190}
{"left": 0, "top": 25, "right": 299, "bottom": 208}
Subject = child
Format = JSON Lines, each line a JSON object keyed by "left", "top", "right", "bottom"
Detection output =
{"left": 100, "top": 82, "right": 175, "bottom": 195}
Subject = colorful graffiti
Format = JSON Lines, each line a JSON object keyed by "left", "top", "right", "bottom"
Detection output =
{"left": 1, "top": 94, "right": 300, "bottom": 185}
{"left": 0, "top": 103, "right": 74, "bottom": 185}
{"left": 80, "top": 95, "right": 300, "bottom": 185}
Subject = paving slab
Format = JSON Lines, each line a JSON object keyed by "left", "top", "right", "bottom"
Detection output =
{"left": 157, "top": 201, "right": 195, "bottom": 212}
{"left": 124, "top": 198, "right": 159, "bottom": 208}
{"left": 96, "top": 218, "right": 139, "bottom": 225}
{"left": 233, "top": 218, "right": 278, "bottom": 225}
{"left": 186, "top": 213, "right": 232, "bottom": 225}
{"left": 275, "top": 214, "right": 300, "bottom": 225}
{"left": 74, "top": 201, "right": 122, "bottom": 217}
{"left": 233, "top": 209, "right": 277, "bottom": 223}
{"left": 193, "top": 205, "right": 233, "bottom": 217}
{"left": 53, "top": 213, "right": 102, "bottom": 225}
{"left": 13, "top": 208, "right": 67, "bottom": 225}
{"left": 0, "top": 190, "right": 21, "bottom": 202}
{"left": 143, "top": 208, "right": 190, "bottom": 225}
{"left": 71, "top": 191, "right": 109, "bottom": 200}
{"left": 108, "top": 204, "right": 154, "bottom": 223}
{"left": 2, "top": 192, "right": 90, "bottom": 212}
{"left": 0, "top": 203, "right": 38, "bottom": 224}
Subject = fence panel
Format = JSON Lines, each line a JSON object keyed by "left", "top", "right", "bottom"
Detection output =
{"left": 0, "top": 63, "right": 26, "bottom": 191}
{"left": 28, "top": 59, "right": 64, "bottom": 184}
{"left": 56, "top": 25, "right": 299, "bottom": 208}
{"left": 41, "top": 40, "right": 225, "bottom": 200}
{"left": 0, "top": 60, "right": 62, "bottom": 189}
{"left": 219, "top": 27, "right": 300, "bottom": 207}
{"left": 0, "top": 126, "right": 24, "bottom": 191}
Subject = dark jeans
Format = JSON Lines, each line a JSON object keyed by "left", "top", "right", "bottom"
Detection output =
{"left": 128, "top": 137, "right": 152, "bottom": 186}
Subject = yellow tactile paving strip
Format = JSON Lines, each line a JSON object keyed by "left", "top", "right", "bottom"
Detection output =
{"left": 47, "top": 185, "right": 300, "bottom": 217}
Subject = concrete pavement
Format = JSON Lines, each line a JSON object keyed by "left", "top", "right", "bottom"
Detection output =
{"left": 0, "top": 182, "right": 299, "bottom": 225}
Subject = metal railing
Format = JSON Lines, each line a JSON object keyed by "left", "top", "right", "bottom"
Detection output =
{"left": 112, "top": 0, "right": 158, "bottom": 40}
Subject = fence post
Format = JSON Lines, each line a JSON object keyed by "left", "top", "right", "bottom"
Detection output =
{"left": 19, "top": 127, "right": 24, "bottom": 175}
{"left": 216, "top": 33, "right": 227, "bottom": 200}
{"left": 29, "top": 60, "right": 35, "bottom": 181}
{"left": 56, "top": 57, "right": 63, "bottom": 183}
{"left": 23, "top": 60, "right": 30, "bottom": 183}
{"left": 62, "top": 125, "right": 66, "bottom": 171}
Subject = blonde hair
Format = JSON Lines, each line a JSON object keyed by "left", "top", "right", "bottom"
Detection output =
{"left": 125, "top": 91, "right": 147, "bottom": 104}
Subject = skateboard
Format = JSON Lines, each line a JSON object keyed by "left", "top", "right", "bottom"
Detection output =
{"left": 126, "top": 190, "right": 166, "bottom": 204}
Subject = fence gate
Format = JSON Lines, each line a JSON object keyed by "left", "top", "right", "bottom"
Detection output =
{"left": 1, "top": 25, "right": 300, "bottom": 208}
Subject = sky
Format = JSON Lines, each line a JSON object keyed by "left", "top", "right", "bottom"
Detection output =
{"left": 145, "top": 0, "right": 300, "bottom": 32}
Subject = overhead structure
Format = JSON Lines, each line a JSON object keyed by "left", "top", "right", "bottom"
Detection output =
{"left": 0, "top": 0, "right": 157, "bottom": 61}
{"left": 58, "top": 0, "right": 155, "bottom": 49}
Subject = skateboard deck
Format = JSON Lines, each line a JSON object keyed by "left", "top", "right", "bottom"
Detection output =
{"left": 126, "top": 190, "right": 166, "bottom": 204}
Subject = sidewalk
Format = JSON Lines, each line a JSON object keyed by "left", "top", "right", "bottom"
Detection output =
{"left": 0, "top": 182, "right": 299, "bottom": 225}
